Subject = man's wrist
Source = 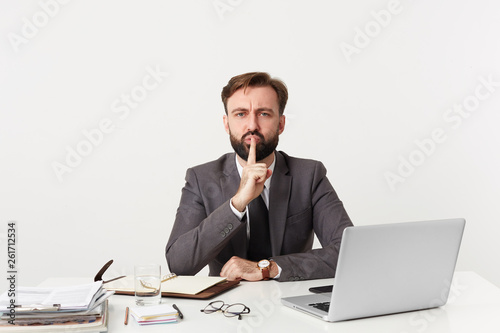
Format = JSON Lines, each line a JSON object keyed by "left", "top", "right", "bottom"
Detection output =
{"left": 269, "top": 260, "right": 280, "bottom": 279}
{"left": 229, "top": 199, "right": 247, "bottom": 220}
{"left": 257, "top": 259, "right": 280, "bottom": 280}
{"left": 231, "top": 195, "right": 247, "bottom": 213}
{"left": 257, "top": 260, "right": 271, "bottom": 280}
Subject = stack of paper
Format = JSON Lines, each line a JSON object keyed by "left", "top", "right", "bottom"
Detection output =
{"left": 0, "top": 281, "right": 113, "bottom": 332}
{"left": 130, "top": 304, "right": 179, "bottom": 325}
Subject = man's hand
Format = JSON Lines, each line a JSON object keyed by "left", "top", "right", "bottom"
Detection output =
{"left": 231, "top": 137, "right": 272, "bottom": 212}
{"left": 220, "top": 256, "right": 277, "bottom": 281}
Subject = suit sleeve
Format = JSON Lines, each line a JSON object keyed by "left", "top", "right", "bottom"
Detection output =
{"left": 271, "top": 162, "right": 353, "bottom": 281}
{"left": 165, "top": 168, "right": 244, "bottom": 275}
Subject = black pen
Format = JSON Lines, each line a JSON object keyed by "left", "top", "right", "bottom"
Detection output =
{"left": 173, "top": 304, "right": 184, "bottom": 319}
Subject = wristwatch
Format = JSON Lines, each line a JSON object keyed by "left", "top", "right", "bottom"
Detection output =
{"left": 258, "top": 259, "right": 271, "bottom": 280}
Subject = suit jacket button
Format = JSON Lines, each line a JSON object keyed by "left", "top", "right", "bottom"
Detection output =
{"left": 224, "top": 227, "right": 229, "bottom": 233}
{"left": 220, "top": 231, "right": 226, "bottom": 238}
{"left": 228, "top": 223, "right": 233, "bottom": 230}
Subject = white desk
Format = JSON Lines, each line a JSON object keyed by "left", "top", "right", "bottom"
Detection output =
{"left": 40, "top": 271, "right": 500, "bottom": 333}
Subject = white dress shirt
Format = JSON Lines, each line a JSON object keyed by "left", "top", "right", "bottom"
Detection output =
{"left": 229, "top": 153, "right": 282, "bottom": 278}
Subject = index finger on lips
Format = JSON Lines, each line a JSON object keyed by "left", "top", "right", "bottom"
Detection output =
{"left": 247, "top": 137, "right": 256, "bottom": 165}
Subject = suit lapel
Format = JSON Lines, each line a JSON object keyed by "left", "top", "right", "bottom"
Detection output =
{"left": 220, "top": 153, "right": 240, "bottom": 201}
{"left": 268, "top": 151, "right": 291, "bottom": 256}
{"left": 220, "top": 154, "right": 248, "bottom": 257}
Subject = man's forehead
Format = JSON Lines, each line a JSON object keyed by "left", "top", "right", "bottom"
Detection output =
{"left": 227, "top": 86, "right": 279, "bottom": 110}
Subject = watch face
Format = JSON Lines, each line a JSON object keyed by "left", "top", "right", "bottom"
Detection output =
{"left": 258, "top": 260, "right": 270, "bottom": 268}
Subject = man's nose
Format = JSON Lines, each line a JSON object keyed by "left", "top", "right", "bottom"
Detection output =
{"left": 246, "top": 112, "right": 259, "bottom": 132}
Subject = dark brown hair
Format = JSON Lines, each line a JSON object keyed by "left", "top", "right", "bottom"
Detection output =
{"left": 221, "top": 72, "right": 288, "bottom": 116}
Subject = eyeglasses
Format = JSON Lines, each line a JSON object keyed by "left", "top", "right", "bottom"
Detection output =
{"left": 200, "top": 300, "right": 250, "bottom": 320}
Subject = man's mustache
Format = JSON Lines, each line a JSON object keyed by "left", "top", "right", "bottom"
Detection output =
{"left": 241, "top": 131, "right": 265, "bottom": 142}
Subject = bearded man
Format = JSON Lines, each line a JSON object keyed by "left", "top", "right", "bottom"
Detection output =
{"left": 165, "top": 72, "right": 353, "bottom": 282}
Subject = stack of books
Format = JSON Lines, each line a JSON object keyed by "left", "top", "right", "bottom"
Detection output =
{"left": 129, "top": 304, "right": 179, "bottom": 325}
{"left": 0, "top": 281, "right": 113, "bottom": 332}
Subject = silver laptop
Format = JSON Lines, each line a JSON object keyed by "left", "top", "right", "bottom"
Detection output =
{"left": 281, "top": 218, "right": 465, "bottom": 322}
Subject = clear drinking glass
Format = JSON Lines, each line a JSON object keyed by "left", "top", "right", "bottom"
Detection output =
{"left": 134, "top": 264, "right": 161, "bottom": 306}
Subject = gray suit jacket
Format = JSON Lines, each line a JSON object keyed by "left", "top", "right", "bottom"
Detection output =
{"left": 165, "top": 151, "right": 353, "bottom": 282}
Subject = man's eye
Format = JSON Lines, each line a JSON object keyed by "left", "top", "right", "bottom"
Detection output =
{"left": 260, "top": 112, "right": 270, "bottom": 117}
{"left": 236, "top": 113, "right": 245, "bottom": 117}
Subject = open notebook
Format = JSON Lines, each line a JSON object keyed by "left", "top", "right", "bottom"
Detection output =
{"left": 104, "top": 274, "right": 239, "bottom": 299}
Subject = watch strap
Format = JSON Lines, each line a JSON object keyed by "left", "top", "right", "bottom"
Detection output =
{"left": 261, "top": 266, "right": 270, "bottom": 280}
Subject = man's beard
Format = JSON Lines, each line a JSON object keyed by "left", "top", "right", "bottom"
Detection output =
{"left": 229, "top": 129, "right": 279, "bottom": 162}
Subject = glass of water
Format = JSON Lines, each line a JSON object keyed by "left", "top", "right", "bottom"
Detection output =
{"left": 134, "top": 264, "right": 161, "bottom": 306}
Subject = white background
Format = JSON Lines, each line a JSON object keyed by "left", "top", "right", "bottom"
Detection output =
{"left": 1, "top": 0, "right": 499, "bottom": 293}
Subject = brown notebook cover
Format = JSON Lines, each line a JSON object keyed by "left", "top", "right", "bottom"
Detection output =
{"left": 111, "top": 279, "right": 240, "bottom": 299}
{"left": 95, "top": 260, "right": 240, "bottom": 300}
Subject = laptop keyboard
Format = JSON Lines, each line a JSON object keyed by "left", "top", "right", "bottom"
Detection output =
{"left": 309, "top": 301, "right": 330, "bottom": 313}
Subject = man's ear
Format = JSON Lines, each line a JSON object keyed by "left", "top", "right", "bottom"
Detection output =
{"left": 223, "top": 114, "right": 230, "bottom": 134}
{"left": 278, "top": 115, "right": 286, "bottom": 134}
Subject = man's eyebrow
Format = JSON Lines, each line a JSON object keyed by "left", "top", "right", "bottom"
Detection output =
{"left": 230, "top": 107, "right": 249, "bottom": 113}
{"left": 229, "top": 107, "right": 277, "bottom": 114}
{"left": 255, "top": 107, "right": 275, "bottom": 112}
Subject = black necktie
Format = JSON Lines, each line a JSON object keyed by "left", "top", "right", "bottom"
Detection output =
{"left": 247, "top": 194, "right": 272, "bottom": 261}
